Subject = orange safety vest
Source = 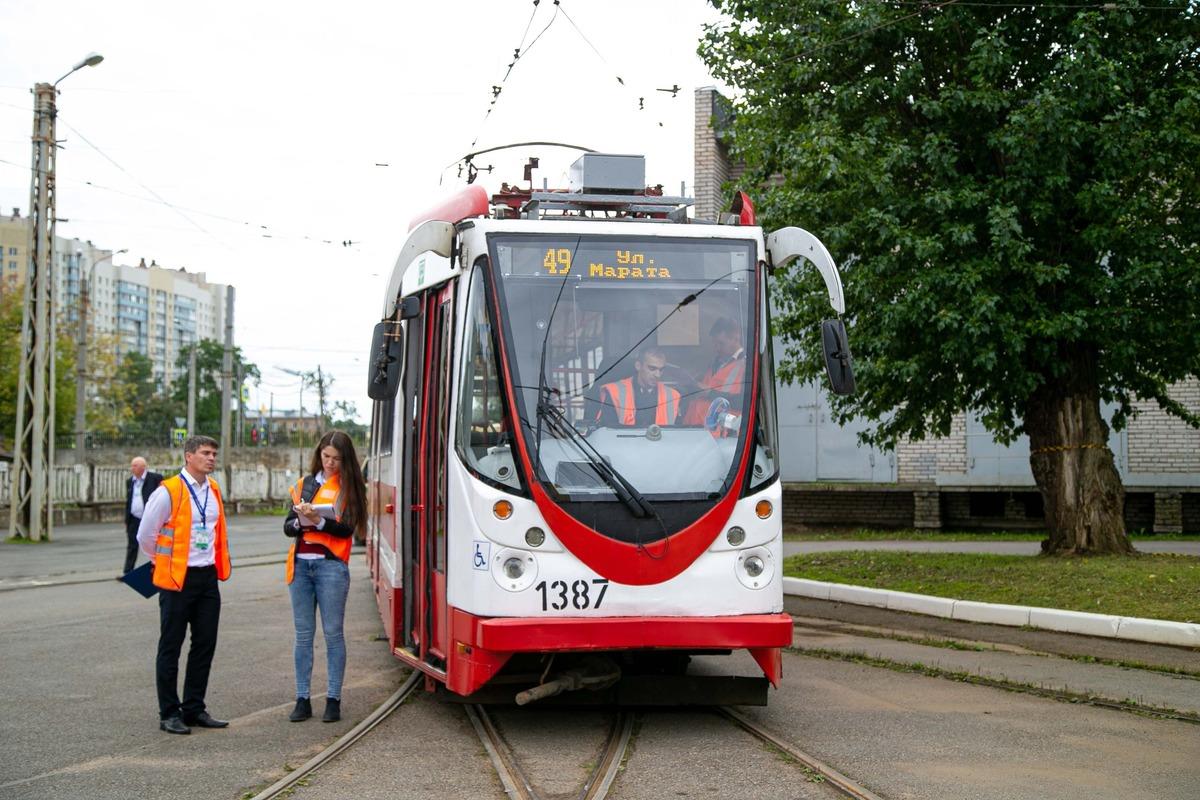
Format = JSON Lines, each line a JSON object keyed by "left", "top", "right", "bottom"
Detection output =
{"left": 600, "top": 377, "right": 681, "bottom": 426}
{"left": 286, "top": 473, "right": 351, "bottom": 584}
{"left": 684, "top": 354, "right": 747, "bottom": 425}
{"left": 152, "top": 474, "right": 231, "bottom": 591}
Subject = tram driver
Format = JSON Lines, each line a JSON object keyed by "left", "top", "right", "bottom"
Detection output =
{"left": 683, "top": 317, "right": 746, "bottom": 426}
{"left": 594, "top": 346, "right": 682, "bottom": 428}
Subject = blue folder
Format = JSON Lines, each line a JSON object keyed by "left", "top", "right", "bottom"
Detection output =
{"left": 121, "top": 562, "right": 159, "bottom": 598}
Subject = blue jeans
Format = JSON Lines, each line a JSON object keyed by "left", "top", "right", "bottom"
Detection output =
{"left": 289, "top": 558, "right": 350, "bottom": 700}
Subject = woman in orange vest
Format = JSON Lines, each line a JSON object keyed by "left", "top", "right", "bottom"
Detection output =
{"left": 284, "top": 430, "right": 366, "bottom": 723}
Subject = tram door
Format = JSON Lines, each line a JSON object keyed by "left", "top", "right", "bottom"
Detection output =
{"left": 404, "top": 283, "right": 454, "bottom": 670}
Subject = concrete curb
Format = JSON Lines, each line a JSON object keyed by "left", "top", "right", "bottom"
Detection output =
{"left": 782, "top": 577, "right": 1199, "bottom": 649}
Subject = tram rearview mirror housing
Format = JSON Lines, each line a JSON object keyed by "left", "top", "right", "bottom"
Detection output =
{"left": 766, "top": 227, "right": 845, "bottom": 315}
{"left": 821, "top": 319, "right": 856, "bottom": 395}
{"left": 367, "top": 320, "right": 404, "bottom": 401}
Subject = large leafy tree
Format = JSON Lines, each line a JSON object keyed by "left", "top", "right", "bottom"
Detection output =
{"left": 701, "top": 1, "right": 1200, "bottom": 554}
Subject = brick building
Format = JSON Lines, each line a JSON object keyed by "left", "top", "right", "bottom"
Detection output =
{"left": 694, "top": 87, "right": 1199, "bottom": 533}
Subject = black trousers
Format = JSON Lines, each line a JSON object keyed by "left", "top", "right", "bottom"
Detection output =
{"left": 156, "top": 565, "right": 221, "bottom": 720}
{"left": 123, "top": 518, "right": 141, "bottom": 574}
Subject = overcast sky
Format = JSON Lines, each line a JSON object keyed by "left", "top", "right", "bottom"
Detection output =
{"left": 0, "top": 0, "right": 726, "bottom": 422}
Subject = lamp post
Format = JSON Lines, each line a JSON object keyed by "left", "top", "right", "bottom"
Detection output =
{"left": 10, "top": 52, "right": 104, "bottom": 541}
{"left": 74, "top": 247, "right": 127, "bottom": 458}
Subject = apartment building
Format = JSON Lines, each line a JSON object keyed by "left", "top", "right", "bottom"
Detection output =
{"left": 0, "top": 208, "right": 228, "bottom": 384}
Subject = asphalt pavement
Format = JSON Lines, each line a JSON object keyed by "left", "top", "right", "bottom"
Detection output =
{"left": 2, "top": 520, "right": 1197, "bottom": 799}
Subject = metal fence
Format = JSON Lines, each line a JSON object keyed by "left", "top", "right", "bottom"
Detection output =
{"left": 0, "top": 463, "right": 303, "bottom": 507}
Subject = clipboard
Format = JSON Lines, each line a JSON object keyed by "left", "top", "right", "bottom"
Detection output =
{"left": 121, "top": 562, "right": 159, "bottom": 598}
{"left": 310, "top": 503, "right": 339, "bottom": 520}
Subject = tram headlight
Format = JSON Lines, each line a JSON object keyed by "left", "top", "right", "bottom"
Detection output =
{"left": 492, "top": 547, "right": 538, "bottom": 592}
{"left": 726, "top": 526, "right": 746, "bottom": 546}
{"left": 735, "top": 547, "right": 774, "bottom": 590}
{"left": 502, "top": 557, "right": 526, "bottom": 580}
{"left": 525, "top": 527, "right": 545, "bottom": 547}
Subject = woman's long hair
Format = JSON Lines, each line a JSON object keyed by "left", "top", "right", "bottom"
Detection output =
{"left": 310, "top": 430, "right": 367, "bottom": 538}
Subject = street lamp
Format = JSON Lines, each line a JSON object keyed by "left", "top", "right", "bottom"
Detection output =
{"left": 10, "top": 52, "right": 105, "bottom": 541}
{"left": 74, "top": 247, "right": 127, "bottom": 458}
{"left": 54, "top": 53, "right": 104, "bottom": 87}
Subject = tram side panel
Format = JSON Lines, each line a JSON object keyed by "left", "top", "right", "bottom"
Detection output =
{"left": 368, "top": 404, "right": 403, "bottom": 649}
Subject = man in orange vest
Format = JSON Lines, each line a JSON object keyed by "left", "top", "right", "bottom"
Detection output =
{"left": 684, "top": 317, "right": 747, "bottom": 426}
{"left": 137, "top": 435, "right": 232, "bottom": 735}
{"left": 596, "top": 346, "right": 681, "bottom": 427}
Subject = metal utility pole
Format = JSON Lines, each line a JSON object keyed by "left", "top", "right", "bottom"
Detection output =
{"left": 219, "top": 286, "right": 234, "bottom": 457}
{"left": 235, "top": 362, "right": 244, "bottom": 447}
{"left": 73, "top": 252, "right": 86, "bottom": 463}
{"left": 316, "top": 365, "right": 328, "bottom": 427}
{"left": 10, "top": 53, "right": 104, "bottom": 541}
{"left": 74, "top": 247, "right": 125, "bottom": 459}
{"left": 186, "top": 342, "right": 197, "bottom": 436}
{"left": 10, "top": 82, "right": 59, "bottom": 541}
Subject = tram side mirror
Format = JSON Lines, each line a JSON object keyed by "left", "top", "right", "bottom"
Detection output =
{"left": 367, "top": 320, "right": 403, "bottom": 401}
{"left": 821, "top": 318, "right": 856, "bottom": 395}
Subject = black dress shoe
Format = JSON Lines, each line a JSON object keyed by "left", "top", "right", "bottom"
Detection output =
{"left": 289, "top": 697, "right": 312, "bottom": 722}
{"left": 160, "top": 716, "right": 191, "bottom": 735}
{"left": 322, "top": 697, "right": 340, "bottom": 723}
{"left": 184, "top": 711, "right": 229, "bottom": 728}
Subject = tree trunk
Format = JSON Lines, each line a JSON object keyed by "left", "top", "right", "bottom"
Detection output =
{"left": 1025, "top": 346, "right": 1134, "bottom": 556}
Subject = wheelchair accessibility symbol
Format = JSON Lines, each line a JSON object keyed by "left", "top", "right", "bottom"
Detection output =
{"left": 472, "top": 541, "right": 490, "bottom": 571}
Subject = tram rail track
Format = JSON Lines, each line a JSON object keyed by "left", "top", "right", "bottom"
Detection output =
{"left": 717, "top": 706, "right": 885, "bottom": 800}
{"left": 466, "top": 703, "right": 634, "bottom": 800}
{"left": 246, "top": 670, "right": 423, "bottom": 800}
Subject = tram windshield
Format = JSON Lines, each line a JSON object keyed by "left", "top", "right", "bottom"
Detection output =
{"left": 485, "top": 234, "right": 760, "bottom": 542}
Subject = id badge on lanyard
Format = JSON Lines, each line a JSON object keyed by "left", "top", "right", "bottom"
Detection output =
{"left": 186, "top": 479, "right": 213, "bottom": 552}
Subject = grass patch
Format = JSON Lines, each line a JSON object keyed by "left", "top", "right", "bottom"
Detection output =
{"left": 783, "top": 527, "right": 1197, "bottom": 542}
{"left": 3, "top": 535, "right": 47, "bottom": 544}
{"left": 784, "top": 550, "right": 1200, "bottom": 623}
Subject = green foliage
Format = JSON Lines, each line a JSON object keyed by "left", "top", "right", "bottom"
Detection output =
{"left": 330, "top": 399, "right": 367, "bottom": 441}
{"left": 169, "top": 339, "right": 261, "bottom": 438}
{"left": 0, "top": 291, "right": 76, "bottom": 447}
{"left": 701, "top": 1, "right": 1200, "bottom": 446}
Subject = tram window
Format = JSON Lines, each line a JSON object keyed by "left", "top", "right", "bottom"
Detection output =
{"left": 434, "top": 295, "right": 453, "bottom": 574}
{"left": 748, "top": 288, "right": 779, "bottom": 492}
{"left": 456, "top": 264, "right": 521, "bottom": 491}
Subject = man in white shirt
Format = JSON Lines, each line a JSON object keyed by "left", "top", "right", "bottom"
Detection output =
{"left": 123, "top": 457, "right": 162, "bottom": 575}
{"left": 137, "top": 435, "right": 232, "bottom": 735}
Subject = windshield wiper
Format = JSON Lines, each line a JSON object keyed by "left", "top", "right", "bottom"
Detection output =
{"left": 535, "top": 390, "right": 655, "bottom": 519}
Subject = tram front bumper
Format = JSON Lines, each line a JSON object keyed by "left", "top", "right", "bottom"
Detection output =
{"left": 452, "top": 608, "right": 793, "bottom": 652}
{"left": 446, "top": 609, "right": 792, "bottom": 695}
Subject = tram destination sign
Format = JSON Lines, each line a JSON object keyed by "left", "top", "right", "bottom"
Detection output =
{"left": 493, "top": 236, "right": 752, "bottom": 284}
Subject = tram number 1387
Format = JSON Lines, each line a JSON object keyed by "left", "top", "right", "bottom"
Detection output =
{"left": 535, "top": 578, "right": 609, "bottom": 612}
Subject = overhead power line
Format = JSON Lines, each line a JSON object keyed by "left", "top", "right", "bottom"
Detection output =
{"left": 0, "top": 156, "right": 359, "bottom": 249}
{"left": 57, "top": 116, "right": 222, "bottom": 247}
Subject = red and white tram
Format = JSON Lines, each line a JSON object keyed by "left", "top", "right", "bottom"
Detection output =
{"left": 365, "top": 153, "right": 852, "bottom": 703}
